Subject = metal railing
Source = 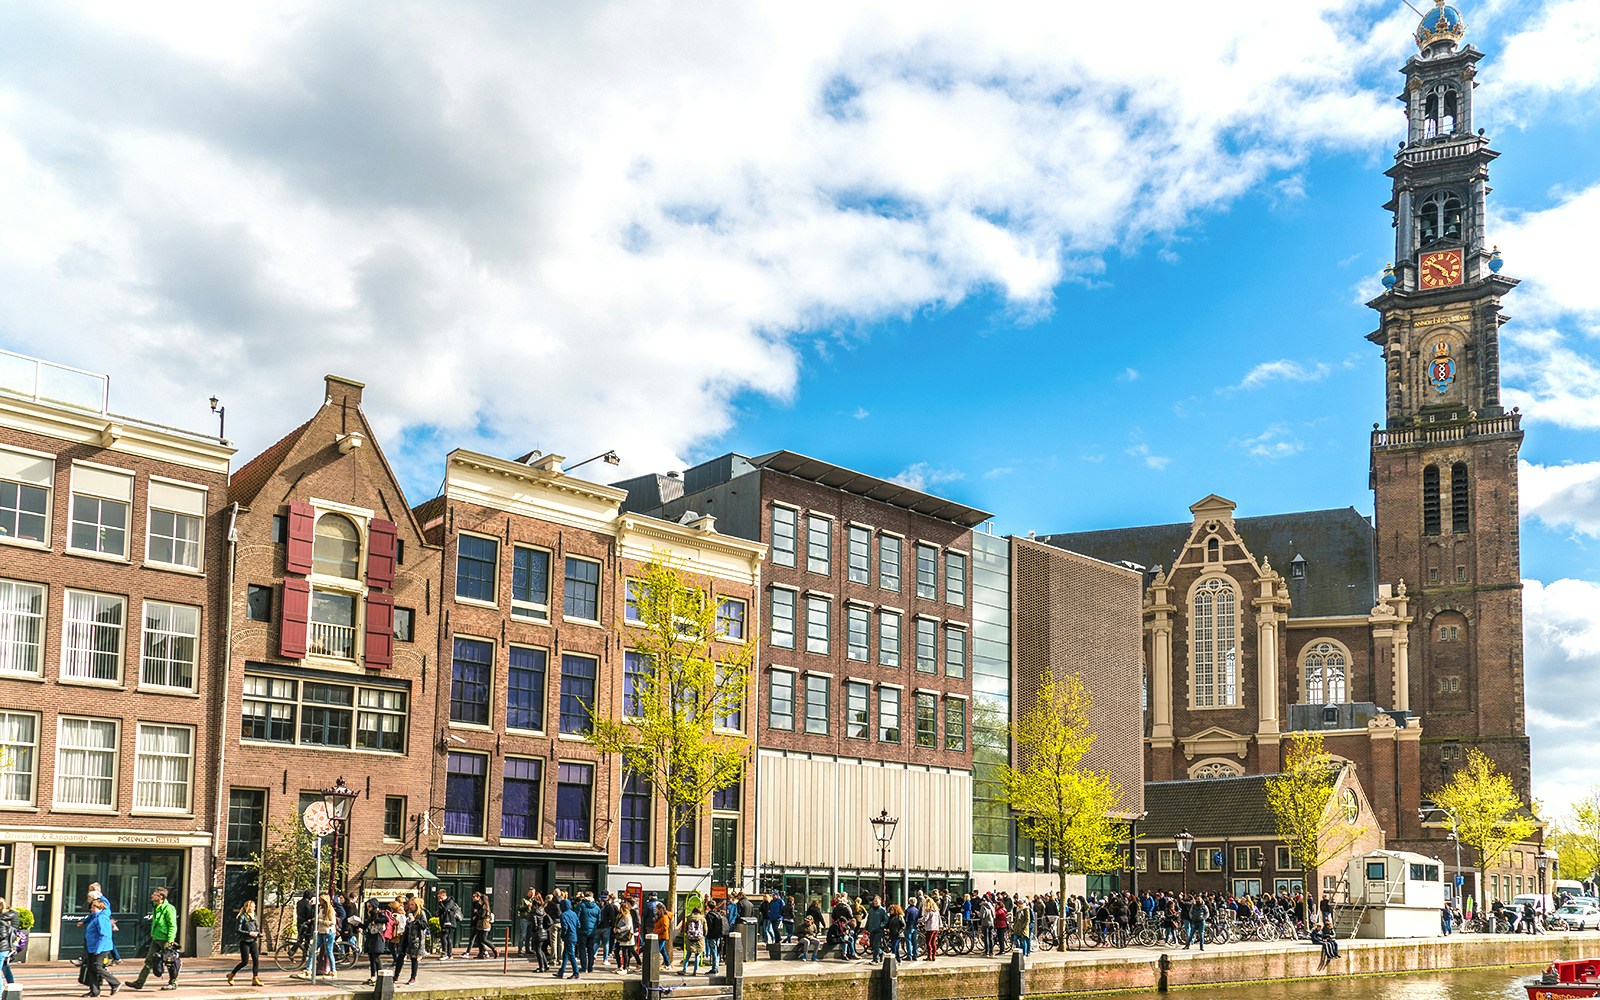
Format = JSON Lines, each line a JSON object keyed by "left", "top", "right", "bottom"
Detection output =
{"left": 1372, "top": 412, "right": 1521, "bottom": 449}
{"left": 0, "top": 349, "right": 110, "bottom": 413}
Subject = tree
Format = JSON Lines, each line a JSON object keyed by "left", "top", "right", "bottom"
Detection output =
{"left": 1546, "top": 787, "right": 1600, "bottom": 888}
{"left": 590, "top": 556, "right": 754, "bottom": 924}
{"left": 998, "top": 672, "right": 1125, "bottom": 947}
{"left": 1265, "top": 731, "right": 1364, "bottom": 905}
{"left": 251, "top": 816, "right": 318, "bottom": 943}
{"left": 1432, "top": 749, "right": 1538, "bottom": 894}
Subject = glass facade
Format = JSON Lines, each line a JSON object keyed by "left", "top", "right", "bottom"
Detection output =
{"left": 971, "top": 533, "right": 1013, "bottom": 869}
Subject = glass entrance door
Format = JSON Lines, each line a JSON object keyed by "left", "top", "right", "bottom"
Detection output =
{"left": 60, "top": 848, "right": 185, "bottom": 960}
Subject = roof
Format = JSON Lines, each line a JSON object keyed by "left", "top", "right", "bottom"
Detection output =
{"left": 1039, "top": 506, "right": 1376, "bottom": 617}
{"left": 411, "top": 495, "right": 445, "bottom": 527}
{"left": 1142, "top": 774, "right": 1281, "bottom": 839}
{"left": 229, "top": 418, "right": 312, "bottom": 506}
{"left": 750, "top": 450, "right": 993, "bottom": 527}
{"left": 358, "top": 853, "right": 435, "bottom": 883}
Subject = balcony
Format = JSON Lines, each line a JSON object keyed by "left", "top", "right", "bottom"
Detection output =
{"left": 1372, "top": 411, "right": 1521, "bottom": 450}
{"left": 309, "top": 620, "right": 356, "bottom": 660}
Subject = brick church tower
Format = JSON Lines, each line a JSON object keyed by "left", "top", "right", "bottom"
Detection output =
{"left": 1366, "top": 0, "right": 1531, "bottom": 802}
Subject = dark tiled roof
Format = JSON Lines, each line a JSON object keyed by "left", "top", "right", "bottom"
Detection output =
{"left": 1142, "top": 775, "right": 1280, "bottom": 839}
{"left": 749, "top": 450, "right": 993, "bottom": 527}
{"left": 411, "top": 495, "right": 445, "bottom": 526}
{"left": 1039, "top": 507, "right": 1376, "bottom": 617}
{"left": 229, "top": 418, "right": 312, "bottom": 506}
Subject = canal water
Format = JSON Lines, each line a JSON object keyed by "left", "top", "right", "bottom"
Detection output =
{"left": 1103, "top": 966, "right": 1534, "bottom": 1000}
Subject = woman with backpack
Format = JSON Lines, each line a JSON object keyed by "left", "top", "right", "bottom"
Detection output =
{"left": 680, "top": 906, "right": 706, "bottom": 976}
{"left": 359, "top": 899, "right": 389, "bottom": 986}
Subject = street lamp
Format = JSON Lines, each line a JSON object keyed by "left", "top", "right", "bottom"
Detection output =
{"left": 1420, "top": 804, "right": 1465, "bottom": 905}
{"left": 1537, "top": 849, "right": 1548, "bottom": 897}
{"left": 1176, "top": 828, "right": 1194, "bottom": 895}
{"left": 564, "top": 450, "right": 622, "bottom": 474}
{"left": 869, "top": 809, "right": 899, "bottom": 906}
{"left": 323, "top": 777, "right": 360, "bottom": 900}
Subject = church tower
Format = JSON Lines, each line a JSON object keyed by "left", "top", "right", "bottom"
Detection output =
{"left": 1367, "top": 1, "right": 1530, "bottom": 799}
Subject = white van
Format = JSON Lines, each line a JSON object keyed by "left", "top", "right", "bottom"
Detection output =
{"left": 1511, "top": 893, "right": 1555, "bottom": 918}
{"left": 1555, "top": 879, "right": 1587, "bottom": 899}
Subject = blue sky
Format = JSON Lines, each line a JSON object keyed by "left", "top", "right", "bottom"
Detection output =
{"left": 1, "top": 1, "right": 1597, "bottom": 823}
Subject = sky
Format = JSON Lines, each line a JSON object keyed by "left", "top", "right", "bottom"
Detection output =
{"left": 1, "top": 1, "right": 1597, "bottom": 829}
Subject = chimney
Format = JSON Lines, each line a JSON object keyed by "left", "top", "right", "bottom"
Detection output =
{"left": 325, "top": 375, "right": 365, "bottom": 407}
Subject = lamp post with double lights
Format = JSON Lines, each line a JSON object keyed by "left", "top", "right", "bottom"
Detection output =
{"left": 1176, "top": 828, "right": 1194, "bottom": 895}
{"left": 869, "top": 809, "right": 899, "bottom": 906}
{"left": 323, "top": 777, "right": 360, "bottom": 901}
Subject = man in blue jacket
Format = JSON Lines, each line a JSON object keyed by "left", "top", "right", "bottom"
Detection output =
{"left": 766, "top": 894, "right": 784, "bottom": 944}
{"left": 556, "top": 900, "right": 581, "bottom": 980}
{"left": 575, "top": 893, "right": 601, "bottom": 973}
{"left": 81, "top": 897, "right": 120, "bottom": 996}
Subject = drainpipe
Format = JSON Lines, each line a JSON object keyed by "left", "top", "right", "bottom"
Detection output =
{"left": 210, "top": 502, "right": 242, "bottom": 910}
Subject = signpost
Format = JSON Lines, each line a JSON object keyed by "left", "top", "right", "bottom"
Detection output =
{"left": 302, "top": 803, "right": 334, "bottom": 984}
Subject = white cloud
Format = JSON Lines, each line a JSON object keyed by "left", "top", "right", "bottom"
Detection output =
{"left": 1126, "top": 443, "right": 1171, "bottom": 471}
{"left": 890, "top": 461, "right": 964, "bottom": 491}
{"left": 1237, "top": 423, "right": 1304, "bottom": 460}
{"left": 1489, "top": 0, "right": 1600, "bottom": 116}
{"left": 1521, "top": 460, "right": 1600, "bottom": 537}
{"left": 0, "top": 0, "right": 1408, "bottom": 480}
{"left": 1228, "top": 360, "right": 1334, "bottom": 392}
{"left": 852, "top": 407, "right": 870, "bottom": 420}
{"left": 1525, "top": 578, "right": 1600, "bottom": 821}
{"left": 1118, "top": 367, "right": 1140, "bottom": 382}
{"left": 983, "top": 466, "right": 1014, "bottom": 479}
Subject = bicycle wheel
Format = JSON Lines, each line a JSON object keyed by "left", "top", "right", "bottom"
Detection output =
{"left": 947, "top": 929, "right": 972, "bottom": 956}
{"left": 338, "top": 939, "right": 364, "bottom": 971}
{"left": 273, "top": 942, "right": 306, "bottom": 973}
{"left": 1213, "top": 924, "right": 1233, "bottom": 945}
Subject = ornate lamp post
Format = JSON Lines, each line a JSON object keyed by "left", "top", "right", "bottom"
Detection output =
{"left": 323, "top": 777, "right": 360, "bottom": 900}
{"left": 1537, "top": 849, "right": 1548, "bottom": 897}
{"left": 869, "top": 809, "right": 899, "bottom": 905}
{"left": 1176, "top": 828, "right": 1194, "bottom": 895}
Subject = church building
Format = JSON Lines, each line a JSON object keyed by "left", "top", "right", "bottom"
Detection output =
{"left": 1040, "top": 0, "right": 1537, "bottom": 905}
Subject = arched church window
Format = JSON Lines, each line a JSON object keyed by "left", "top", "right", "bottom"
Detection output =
{"left": 1420, "top": 191, "right": 1463, "bottom": 246}
{"left": 1303, "top": 641, "right": 1347, "bottom": 704}
{"left": 1423, "top": 85, "right": 1458, "bottom": 138}
{"left": 1192, "top": 578, "right": 1238, "bottom": 708}
{"left": 1451, "top": 463, "right": 1469, "bottom": 533}
{"left": 1206, "top": 537, "right": 1221, "bottom": 563}
{"left": 1423, "top": 465, "right": 1442, "bottom": 536}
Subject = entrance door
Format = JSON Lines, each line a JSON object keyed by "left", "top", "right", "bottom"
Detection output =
{"left": 60, "top": 848, "right": 185, "bottom": 960}
{"left": 710, "top": 818, "right": 738, "bottom": 889}
{"left": 553, "top": 862, "right": 598, "bottom": 899}
{"left": 222, "top": 868, "right": 260, "bottom": 949}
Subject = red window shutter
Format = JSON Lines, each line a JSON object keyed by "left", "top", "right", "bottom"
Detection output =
{"left": 367, "top": 519, "right": 398, "bottom": 590}
{"left": 279, "top": 578, "right": 310, "bottom": 659}
{"left": 285, "top": 502, "right": 315, "bottom": 575}
{"left": 365, "top": 592, "right": 394, "bottom": 669}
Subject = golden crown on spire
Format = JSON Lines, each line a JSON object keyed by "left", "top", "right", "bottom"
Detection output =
{"left": 1416, "top": 0, "right": 1467, "bottom": 51}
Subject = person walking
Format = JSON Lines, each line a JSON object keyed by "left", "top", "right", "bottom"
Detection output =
{"left": 435, "top": 888, "right": 462, "bottom": 959}
{"left": 227, "top": 899, "right": 263, "bottom": 987}
{"left": 920, "top": 896, "right": 943, "bottom": 961}
{"left": 1013, "top": 896, "right": 1032, "bottom": 956}
{"left": 468, "top": 890, "right": 497, "bottom": 959}
{"left": 356, "top": 899, "right": 387, "bottom": 986}
{"left": 614, "top": 901, "right": 635, "bottom": 974}
{"left": 681, "top": 906, "right": 706, "bottom": 976}
{"left": 705, "top": 900, "right": 725, "bottom": 976}
{"left": 81, "top": 896, "right": 120, "bottom": 997}
{"left": 527, "top": 895, "right": 551, "bottom": 972}
{"left": 395, "top": 898, "right": 424, "bottom": 985}
{"left": 575, "top": 892, "right": 600, "bottom": 972}
{"left": 598, "top": 893, "right": 618, "bottom": 966}
{"left": 129, "top": 887, "right": 180, "bottom": 991}
{"left": 556, "top": 900, "right": 581, "bottom": 980}
{"left": 313, "top": 894, "right": 339, "bottom": 979}
{"left": 885, "top": 905, "right": 905, "bottom": 962}
{"left": 903, "top": 896, "right": 921, "bottom": 961}
{"left": 0, "top": 897, "right": 19, "bottom": 990}
{"left": 865, "top": 896, "right": 888, "bottom": 962}
{"left": 517, "top": 887, "right": 538, "bottom": 957}
{"left": 652, "top": 902, "right": 672, "bottom": 967}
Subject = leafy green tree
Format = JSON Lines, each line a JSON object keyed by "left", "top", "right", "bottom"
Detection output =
{"left": 251, "top": 816, "right": 318, "bottom": 943}
{"left": 1432, "top": 749, "right": 1538, "bottom": 895}
{"left": 1265, "top": 731, "right": 1364, "bottom": 905}
{"left": 998, "top": 672, "right": 1124, "bottom": 947}
{"left": 1547, "top": 787, "right": 1600, "bottom": 888}
{"left": 590, "top": 557, "right": 753, "bottom": 922}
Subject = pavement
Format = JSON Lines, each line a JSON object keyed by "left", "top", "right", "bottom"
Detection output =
{"left": 10, "top": 930, "right": 1596, "bottom": 999}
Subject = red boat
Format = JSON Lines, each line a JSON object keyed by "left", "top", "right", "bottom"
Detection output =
{"left": 1527, "top": 961, "right": 1600, "bottom": 999}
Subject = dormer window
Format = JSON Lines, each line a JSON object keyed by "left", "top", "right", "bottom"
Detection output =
{"left": 314, "top": 513, "right": 361, "bottom": 579}
{"left": 1420, "top": 191, "right": 1463, "bottom": 246}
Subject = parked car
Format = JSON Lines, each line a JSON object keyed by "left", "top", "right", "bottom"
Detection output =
{"left": 1550, "top": 903, "right": 1600, "bottom": 931}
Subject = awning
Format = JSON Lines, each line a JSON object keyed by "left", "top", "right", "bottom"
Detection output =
{"left": 357, "top": 853, "right": 436, "bottom": 883}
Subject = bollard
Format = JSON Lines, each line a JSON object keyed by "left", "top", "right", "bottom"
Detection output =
{"left": 1008, "top": 948, "right": 1027, "bottom": 1000}
{"left": 1157, "top": 952, "right": 1171, "bottom": 993}
{"left": 3, "top": 983, "right": 21, "bottom": 1000}
{"left": 880, "top": 954, "right": 898, "bottom": 1000}
{"left": 643, "top": 932, "right": 662, "bottom": 990}
{"left": 373, "top": 967, "right": 395, "bottom": 1000}
{"left": 726, "top": 931, "right": 744, "bottom": 1000}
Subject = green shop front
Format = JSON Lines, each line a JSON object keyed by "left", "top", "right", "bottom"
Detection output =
{"left": 428, "top": 847, "right": 608, "bottom": 947}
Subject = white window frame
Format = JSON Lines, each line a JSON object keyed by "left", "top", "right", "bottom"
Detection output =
{"left": 306, "top": 505, "right": 370, "bottom": 663}
{"left": 562, "top": 555, "right": 603, "bottom": 624}
{"left": 717, "top": 597, "right": 747, "bottom": 642}
{"left": 144, "top": 477, "right": 206, "bottom": 571}
{"left": 0, "top": 445, "right": 54, "bottom": 549}
{"left": 140, "top": 600, "right": 200, "bottom": 693}
{"left": 454, "top": 530, "right": 501, "bottom": 607}
{"left": 55, "top": 716, "right": 120, "bottom": 811}
{"left": 1190, "top": 575, "right": 1240, "bottom": 708}
{"left": 133, "top": 722, "right": 194, "bottom": 815}
{"left": 0, "top": 710, "right": 39, "bottom": 806}
{"left": 68, "top": 462, "right": 133, "bottom": 560}
{"left": 510, "top": 543, "right": 552, "bottom": 622}
{"left": 0, "top": 578, "right": 46, "bottom": 677}
{"left": 61, "top": 589, "right": 126, "bottom": 685}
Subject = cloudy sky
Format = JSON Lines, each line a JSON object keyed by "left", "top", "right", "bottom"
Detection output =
{"left": 2, "top": 1, "right": 1597, "bottom": 825}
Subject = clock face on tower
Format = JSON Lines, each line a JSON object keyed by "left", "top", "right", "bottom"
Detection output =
{"left": 1418, "top": 248, "right": 1464, "bottom": 289}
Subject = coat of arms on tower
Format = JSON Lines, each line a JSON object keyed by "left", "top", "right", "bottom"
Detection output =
{"left": 1429, "top": 340, "right": 1456, "bottom": 393}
